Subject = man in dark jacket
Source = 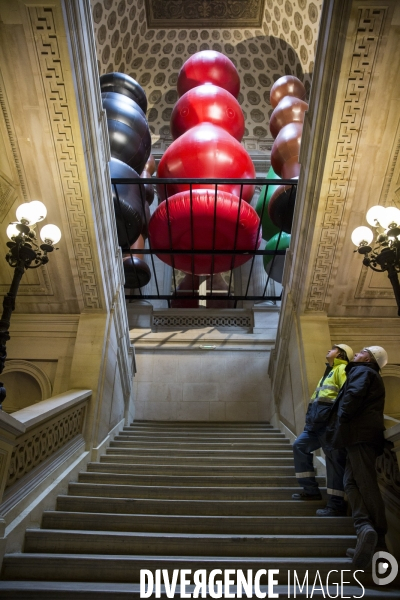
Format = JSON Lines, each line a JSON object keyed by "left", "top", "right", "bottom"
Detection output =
{"left": 325, "top": 345, "right": 388, "bottom": 570}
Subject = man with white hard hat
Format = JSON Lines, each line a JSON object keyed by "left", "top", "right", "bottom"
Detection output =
{"left": 325, "top": 345, "right": 388, "bottom": 570}
{"left": 292, "top": 343, "right": 354, "bottom": 516}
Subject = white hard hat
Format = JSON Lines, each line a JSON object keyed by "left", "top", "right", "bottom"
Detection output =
{"left": 364, "top": 346, "right": 388, "bottom": 369}
{"left": 334, "top": 343, "right": 354, "bottom": 362}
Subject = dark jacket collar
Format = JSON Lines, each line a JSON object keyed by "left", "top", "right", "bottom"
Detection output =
{"left": 345, "top": 361, "right": 380, "bottom": 374}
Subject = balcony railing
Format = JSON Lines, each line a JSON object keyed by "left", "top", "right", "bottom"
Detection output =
{"left": 112, "top": 177, "right": 297, "bottom": 307}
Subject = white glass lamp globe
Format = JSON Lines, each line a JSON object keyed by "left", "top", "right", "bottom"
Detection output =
{"left": 379, "top": 206, "right": 400, "bottom": 230}
{"left": 351, "top": 226, "right": 373, "bottom": 247}
{"left": 28, "top": 201, "right": 47, "bottom": 223}
{"left": 366, "top": 205, "right": 386, "bottom": 227}
{"left": 6, "top": 223, "right": 20, "bottom": 239}
{"left": 40, "top": 224, "right": 62, "bottom": 244}
{"left": 16, "top": 202, "right": 36, "bottom": 224}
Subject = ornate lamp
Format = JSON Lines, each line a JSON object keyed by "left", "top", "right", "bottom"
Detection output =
{"left": 0, "top": 201, "right": 61, "bottom": 408}
{"left": 352, "top": 205, "right": 400, "bottom": 316}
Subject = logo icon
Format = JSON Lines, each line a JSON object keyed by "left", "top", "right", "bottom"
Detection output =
{"left": 372, "top": 551, "right": 398, "bottom": 586}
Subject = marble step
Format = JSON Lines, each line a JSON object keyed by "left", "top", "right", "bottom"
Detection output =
{"left": 0, "top": 554, "right": 375, "bottom": 585}
{"left": 77, "top": 472, "right": 317, "bottom": 488}
{"left": 67, "top": 482, "right": 321, "bottom": 501}
{"left": 0, "top": 582, "right": 398, "bottom": 599}
{"left": 56, "top": 495, "right": 327, "bottom": 516}
{"left": 89, "top": 461, "right": 296, "bottom": 476}
{"left": 104, "top": 447, "right": 293, "bottom": 458}
{"left": 100, "top": 453, "right": 295, "bottom": 466}
{"left": 41, "top": 511, "right": 354, "bottom": 535}
{"left": 110, "top": 439, "right": 291, "bottom": 449}
{"left": 125, "top": 423, "right": 280, "bottom": 429}
{"left": 24, "top": 529, "right": 355, "bottom": 558}
{"left": 120, "top": 430, "right": 286, "bottom": 439}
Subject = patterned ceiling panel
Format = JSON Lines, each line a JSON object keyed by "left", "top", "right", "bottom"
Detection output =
{"left": 92, "top": 0, "right": 322, "bottom": 155}
{"left": 144, "top": 0, "right": 266, "bottom": 29}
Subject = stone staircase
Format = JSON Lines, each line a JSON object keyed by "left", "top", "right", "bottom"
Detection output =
{"left": 0, "top": 421, "right": 398, "bottom": 598}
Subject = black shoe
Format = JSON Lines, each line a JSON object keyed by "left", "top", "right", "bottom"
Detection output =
{"left": 346, "top": 548, "right": 355, "bottom": 559}
{"left": 352, "top": 527, "right": 378, "bottom": 569}
{"left": 316, "top": 507, "right": 347, "bottom": 517}
{"left": 292, "top": 491, "right": 322, "bottom": 501}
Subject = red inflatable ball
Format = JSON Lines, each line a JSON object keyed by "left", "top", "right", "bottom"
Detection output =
{"left": 271, "top": 122, "right": 303, "bottom": 179}
{"left": 170, "top": 84, "right": 245, "bottom": 141}
{"left": 148, "top": 189, "right": 261, "bottom": 275}
{"left": 269, "top": 96, "right": 308, "bottom": 139}
{"left": 157, "top": 123, "right": 256, "bottom": 203}
{"left": 177, "top": 50, "right": 240, "bottom": 98}
{"left": 270, "top": 76, "right": 307, "bottom": 109}
{"left": 268, "top": 184, "right": 297, "bottom": 234}
{"left": 171, "top": 274, "right": 200, "bottom": 308}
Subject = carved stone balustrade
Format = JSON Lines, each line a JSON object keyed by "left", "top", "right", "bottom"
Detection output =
{"left": 0, "top": 389, "right": 91, "bottom": 505}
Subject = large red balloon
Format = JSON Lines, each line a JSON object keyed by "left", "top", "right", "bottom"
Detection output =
{"left": 148, "top": 189, "right": 261, "bottom": 275}
{"left": 171, "top": 84, "right": 245, "bottom": 141}
{"left": 157, "top": 124, "right": 256, "bottom": 202}
{"left": 270, "top": 96, "right": 308, "bottom": 139}
{"left": 177, "top": 51, "right": 240, "bottom": 98}
{"left": 270, "top": 76, "right": 306, "bottom": 109}
{"left": 271, "top": 122, "right": 303, "bottom": 179}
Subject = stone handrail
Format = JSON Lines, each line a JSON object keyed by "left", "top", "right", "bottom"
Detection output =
{"left": 0, "top": 389, "right": 91, "bottom": 502}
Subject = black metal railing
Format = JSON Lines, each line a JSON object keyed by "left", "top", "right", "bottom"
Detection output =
{"left": 112, "top": 177, "right": 297, "bottom": 308}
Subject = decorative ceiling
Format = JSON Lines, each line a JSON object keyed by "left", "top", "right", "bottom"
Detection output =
{"left": 144, "top": 0, "right": 266, "bottom": 29}
{"left": 91, "top": 0, "right": 322, "bottom": 154}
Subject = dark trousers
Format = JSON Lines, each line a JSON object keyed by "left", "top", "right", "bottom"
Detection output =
{"left": 293, "top": 429, "right": 346, "bottom": 509}
{"left": 344, "top": 443, "right": 387, "bottom": 540}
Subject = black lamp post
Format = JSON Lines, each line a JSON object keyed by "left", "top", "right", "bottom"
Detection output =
{"left": 352, "top": 205, "right": 400, "bottom": 316}
{"left": 0, "top": 201, "right": 61, "bottom": 409}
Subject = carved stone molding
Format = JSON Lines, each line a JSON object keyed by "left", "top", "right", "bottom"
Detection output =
{"left": 306, "top": 7, "right": 386, "bottom": 312}
{"left": 0, "top": 74, "right": 28, "bottom": 204}
{"left": 2, "top": 359, "right": 52, "bottom": 401}
{"left": 145, "top": 0, "right": 265, "bottom": 28}
{"left": 27, "top": 6, "right": 101, "bottom": 310}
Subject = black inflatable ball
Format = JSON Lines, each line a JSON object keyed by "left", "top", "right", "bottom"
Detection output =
{"left": 123, "top": 234, "right": 151, "bottom": 288}
{"left": 140, "top": 170, "right": 155, "bottom": 206}
{"left": 268, "top": 184, "right": 297, "bottom": 234}
{"left": 110, "top": 158, "right": 146, "bottom": 248}
{"left": 123, "top": 255, "right": 151, "bottom": 288}
{"left": 100, "top": 72, "right": 148, "bottom": 114}
{"left": 102, "top": 92, "right": 151, "bottom": 175}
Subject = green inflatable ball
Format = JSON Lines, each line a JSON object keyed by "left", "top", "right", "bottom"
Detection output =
{"left": 255, "top": 166, "right": 281, "bottom": 241}
{"left": 263, "top": 232, "right": 291, "bottom": 284}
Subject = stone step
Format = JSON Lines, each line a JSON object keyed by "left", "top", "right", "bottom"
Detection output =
{"left": 129, "top": 421, "right": 275, "bottom": 429}
{"left": 100, "top": 453, "right": 295, "bottom": 466}
{"left": 68, "top": 482, "right": 321, "bottom": 501}
{"left": 0, "top": 582, "right": 397, "bottom": 600}
{"left": 42, "top": 511, "right": 354, "bottom": 535}
{"left": 110, "top": 439, "right": 291, "bottom": 449}
{"left": 56, "top": 495, "right": 326, "bottom": 516}
{"left": 78, "top": 472, "right": 316, "bottom": 488}
{"left": 120, "top": 431, "right": 286, "bottom": 439}
{"left": 88, "top": 461, "right": 297, "bottom": 476}
{"left": 104, "top": 447, "right": 293, "bottom": 457}
{"left": 24, "top": 529, "right": 355, "bottom": 558}
{"left": 1, "top": 554, "right": 375, "bottom": 585}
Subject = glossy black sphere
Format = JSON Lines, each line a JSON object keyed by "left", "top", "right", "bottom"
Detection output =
{"left": 110, "top": 158, "right": 146, "bottom": 247}
{"left": 100, "top": 72, "right": 148, "bottom": 114}
{"left": 123, "top": 255, "right": 151, "bottom": 288}
{"left": 102, "top": 92, "right": 151, "bottom": 175}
